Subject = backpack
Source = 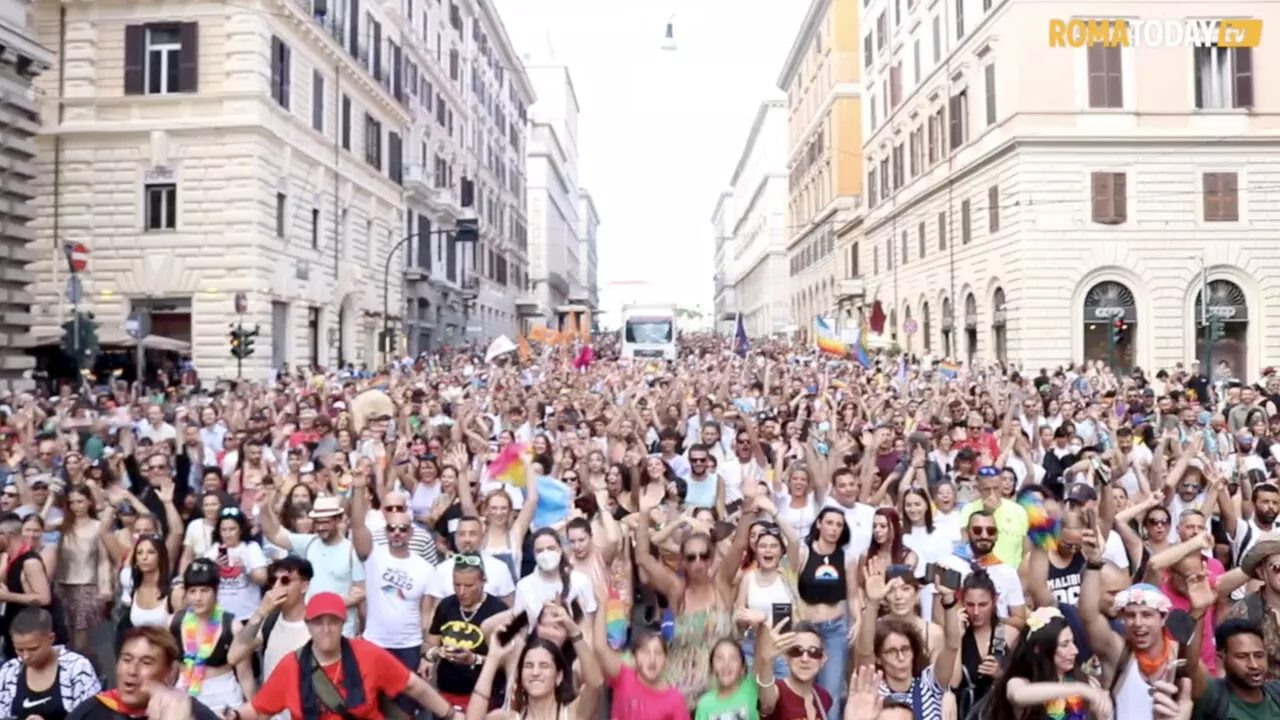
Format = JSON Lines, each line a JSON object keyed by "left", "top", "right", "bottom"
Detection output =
{"left": 297, "top": 646, "right": 407, "bottom": 720}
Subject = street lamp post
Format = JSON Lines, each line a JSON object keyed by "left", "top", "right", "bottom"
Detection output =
{"left": 382, "top": 222, "right": 479, "bottom": 366}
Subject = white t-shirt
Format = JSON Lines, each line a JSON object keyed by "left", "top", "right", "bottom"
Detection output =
{"left": 427, "top": 555, "right": 515, "bottom": 600}
{"left": 183, "top": 519, "right": 216, "bottom": 558}
{"left": 718, "top": 457, "right": 764, "bottom": 504}
{"left": 205, "top": 542, "right": 268, "bottom": 618}
{"left": 938, "top": 552, "right": 1026, "bottom": 619}
{"left": 1102, "top": 530, "right": 1130, "bottom": 570}
{"left": 260, "top": 615, "right": 311, "bottom": 679}
{"left": 821, "top": 497, "right": 876, "bottom": 559}
{"left": 363, "top": 547, "right": 433, "bottom": 649}
{"left": 512, "top": 569, "right": 598, "bottom": 619}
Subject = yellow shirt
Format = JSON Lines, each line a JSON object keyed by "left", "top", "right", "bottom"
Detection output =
{"left": 959, "top": 498, "right": 1029, "bottom": 569}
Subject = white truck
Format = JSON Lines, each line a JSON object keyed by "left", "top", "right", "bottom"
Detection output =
{"left": 620, "top": 304, "right": 678, "bottom": 360}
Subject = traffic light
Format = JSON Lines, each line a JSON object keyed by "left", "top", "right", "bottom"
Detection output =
{"left": 229, "top": 325, "right": 260, "bottom": 359}
{"left": 60, "top": 312, "right": 99, "bottom": 360}
{"left": 1111, "top": 319, "right": 1126, "bottom": 345}
{"left": 456, "top": 218, "right": 479, "bottom": 243}
{"left": 1206, "top": 319, "right": 1226, "bottom": 343}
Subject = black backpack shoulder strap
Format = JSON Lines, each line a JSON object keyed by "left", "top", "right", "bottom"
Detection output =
{"left": 262, "top": 609, "right": 282, "bottom": 650}
{"left": 1245, "top": 592, "right": 1266, "bottom": 625}
{"left": 296, "top": 648, "right": 360, "bottom": 720}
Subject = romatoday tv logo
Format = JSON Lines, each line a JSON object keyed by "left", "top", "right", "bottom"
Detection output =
{"left": 1048, "top": 18, "right": 1263, "bottom": 48}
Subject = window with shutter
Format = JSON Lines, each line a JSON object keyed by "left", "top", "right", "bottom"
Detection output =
{"left": 1203, "top": 172, "right": 1239, "bottom": 222}
{"left": 312, "top": 70, "right": 324, "bottom": 132}
{"left": 984, "top": 63, "right": 996, "bottom": 125}
{"left": 918, "top": 222, "right": 926, "bottom": 258}
{"left": 988, "top": 186, "right": 999, "bottom": 232}
{"left": 1087, "top": 43, "right": 1123, "bottom": 108}
{"left": 341, "top": 95, "right": 351, "bottom": 149}
{"left": 937, "top": 211, "right": 946, "bottom": 250}
{"left": 961, "top": 200, "right": 971, "bottom": 243}
{"left": 1091, "top": 172, "right": 1127, "bottom": 224}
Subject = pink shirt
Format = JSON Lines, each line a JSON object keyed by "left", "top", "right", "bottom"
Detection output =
{"left": 1160, "top": 557, "right": 1224, "bottom": 677}
{"left": 609, "top": 665, "right": 690, "bottom": 720}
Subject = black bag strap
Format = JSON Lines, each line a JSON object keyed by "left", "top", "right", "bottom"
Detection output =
{"left": 297, "top": 648, "right": 360, "bottom": 720}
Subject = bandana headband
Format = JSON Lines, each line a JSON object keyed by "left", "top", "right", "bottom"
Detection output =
{"left": 1112, "top": 583, "right": 1171, "bottom": 615}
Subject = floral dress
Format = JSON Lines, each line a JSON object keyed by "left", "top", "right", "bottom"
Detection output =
{"left": 664, "top": 599, "right": 733, "bottom": 707}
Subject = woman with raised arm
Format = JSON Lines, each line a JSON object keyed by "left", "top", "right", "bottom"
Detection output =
{"left": 464, "top": 611, "right": 603, "bottom": 720}
{"left": 587, "top": 584, "right": 688, "bottom": 720}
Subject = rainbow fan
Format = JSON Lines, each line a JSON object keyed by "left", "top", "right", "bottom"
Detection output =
{"left": 1020, "top": 492, "right": 1060, "bottom": 553}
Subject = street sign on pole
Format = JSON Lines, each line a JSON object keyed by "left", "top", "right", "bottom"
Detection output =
{"left": 65, "top": 275, "right": 82, "bottom": 304}
{"left": 904, "top": 318, "right": 919, "bottom": 335}
{"left": 64, "top": 242, "right": 89, "bottom": 273}
{"left": 234, "top": 292, "right": 248, "bottom": 315}
{"left": 124, "top": 313, "right": 143, "bottom": 339}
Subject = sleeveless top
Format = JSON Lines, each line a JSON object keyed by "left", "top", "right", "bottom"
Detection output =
{"left": 13, "top": 661, "right": 66, "bottom": 720}
{"left": 664, "top": 589, "right": 732, "bottom": 707}
{"left": 798, "top": 542, "right": 847, "bottom": 606}
{"left": 745, "top": 569, "right": 796, "bottom": 618}
{"left": 957, "top": 626, "right": 1004, "bottom": 718}
{"left": 168, "top": 611, "right": 236, "bottom": 668}
{"left": 1047, "top": 552, "right": 1086, "bottom": 607}
{"left": 0, "top": 552, "right": 68, "bottom": 646}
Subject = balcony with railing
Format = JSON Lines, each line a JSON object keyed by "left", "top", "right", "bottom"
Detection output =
{"left": 288, "top": 0, "right": 403, "bottom": 110}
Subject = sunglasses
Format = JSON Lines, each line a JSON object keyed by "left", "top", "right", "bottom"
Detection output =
{"left": 387, "top": 524, "right": 412, "bottom": 533}
{"left": 1145, "top": 517, "right": 1169, "bottom": 527}
{"left": 219, "top": 507, "right": 242, "bottom": 517}
{"left": 969, "top": 526, "right": 997, "bottom": 538}
{"left": 455, "top": 554, "right": 483, "bottom": 567}
{"left": 563, "top": 475, "right": 579, "bottom": 482}
{"left": 383, "top": 505, "right": 406, "bottom": 512}
{"left": 786, "top": 646, "right": 825, "bottom": 660}
{"left": 684, "top": 551, "right": 712, "bottom": 563}
{"left": 2, "top": 491, "right": 17, "bottom": 499}
{"left": 270, "top": 575, "right": 293, "bottom": 588}
{"left": 147, "top": 465, "right": 167, "bottom": 472}
{"left": 690, "top": 457, "right": 709, "bottom": 463}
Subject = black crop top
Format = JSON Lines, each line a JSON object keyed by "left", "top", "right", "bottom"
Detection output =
{"left": 798, "top": 542, "right": 848, "bottom": 605}
{"left": 168, "top": 610, "right": 236, "bottom": 668}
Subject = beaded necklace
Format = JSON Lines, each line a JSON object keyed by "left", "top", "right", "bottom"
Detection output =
{"left": 177, "top": 607, "right": 224, "bottom": 696}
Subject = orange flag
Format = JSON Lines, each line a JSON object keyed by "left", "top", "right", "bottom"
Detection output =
{"left": 529, "top": 326, "right": 556, "bottom": 344}
{"left": 517, "top": 334, "right": 531, "bottom": 360}
{"left": 579, "top": 311, "right": 591, "bottom": 343}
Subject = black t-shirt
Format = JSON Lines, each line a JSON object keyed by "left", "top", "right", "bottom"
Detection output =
{"left": 428, "top": 594, "right": 508, "bottom": 696}
{"left": 67, "top": 694, "right": 222, "bottom": 720}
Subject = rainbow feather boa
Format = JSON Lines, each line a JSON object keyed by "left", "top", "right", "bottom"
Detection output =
{"left": 1020, "top": 493, "right": 1060, "bottom": 552}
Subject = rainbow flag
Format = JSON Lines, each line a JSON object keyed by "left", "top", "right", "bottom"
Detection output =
{"left": 1020, "top": 492, "right": 1059, "bottom": 553}
{"left": 487, "top": 443, "right": 528, "bottom": 488}
{"left": 852, "top": 326, "right": 872, "bottom": 369}
{"left": 815, "top": 316, "right": 848, "bottom": 358}
{"left": 937, "top": 361, "right": 959, "bottom": 379}
{"left": 830, "top": 378, "right": 849, "bottom": 389}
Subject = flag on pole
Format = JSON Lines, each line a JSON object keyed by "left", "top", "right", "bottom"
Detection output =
{"left": 734, "top": 313, "right": 749, "bottom": 358}
{"left": 815, "top": 316, "right": 848, "bottom": 358}
{"left": 517, "top": 334, "right": 531, "bottom": 361}
{"left": 938, "top": 361, "right": 959, "bottom": 379}
{"left": 896, "top": 354, "right": 909, "bottom": 385}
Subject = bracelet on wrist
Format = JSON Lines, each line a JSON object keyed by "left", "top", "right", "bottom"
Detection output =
{"left": 755, "top": 673, "right": 776, "bottom": 689}
{"left": 1085, "top": 560, "right": 1105, "bottom": 571}
{"left": 942, "top": 599, "right": 958, "bottom": 610}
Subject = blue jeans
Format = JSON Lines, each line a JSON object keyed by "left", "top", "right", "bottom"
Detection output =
{"left": 742, "top": 632, "right": 790, "bottom": 680}
{"left": 811, "top": 614, "right": 848, "bottom": 703}
{"left": 387, "top": 645, "right": 423, "bottom": 716}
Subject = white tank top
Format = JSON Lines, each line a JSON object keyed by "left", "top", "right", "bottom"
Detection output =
{"left": 745, "top": 569, "right": 793, "bottom": 617}
{"left": 1113, "top": 655, "right": 1155, "bottom": 718}
{"left": 129, "top": 599, "right": 170, "bottom": 628}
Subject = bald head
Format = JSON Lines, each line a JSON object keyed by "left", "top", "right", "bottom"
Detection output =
{"left": 1099, "top": 562, "right": 1134, "bottom": 618}
{"left": 382, "top": 491, "right": 408, "bottom": 515}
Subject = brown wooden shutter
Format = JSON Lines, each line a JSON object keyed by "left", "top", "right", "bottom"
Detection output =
{"left": 178, "top": 23, "right": 199, "bottom": 93}
{"left": 1087, "top": 45, "right": 1105, "bottom": 108}
{"left": 1233, "top": 47, "right": 1253, "bottom": 108}
{"left": 124, "top": 25, "right": 145, "bottom": 95}
{"left": 1105, "top": 47, "right": 1122, "bottom": 108}
{"left": 1222, "top": 172, "right": 1239, "bottom": 221}
{"left": 1091, "top": 172, "right": 1109, "bottom": 222}
{"left": 348, "top": 0, "right": 361, "bottom": 56}
{"left": 1112, "top": 173, "right": 1127, "bottom": 223}
{"left": 270, "top": 36, "right": 281, "bottom": 103}
{"left": 1202, "top": 173, "right": 1220, "bottom": 220}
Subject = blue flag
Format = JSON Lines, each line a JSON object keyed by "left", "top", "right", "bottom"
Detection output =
{"left": 734, "top": 313, "right": 749, "bottom": 358}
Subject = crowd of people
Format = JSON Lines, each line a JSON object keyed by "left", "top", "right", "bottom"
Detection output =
{"left": 0, "top": 333, "right": 1278, "bottom": 720}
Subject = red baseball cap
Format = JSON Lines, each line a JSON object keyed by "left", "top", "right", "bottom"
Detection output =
{"left": 305, "top": 592, "right": 347, "bottom": 622}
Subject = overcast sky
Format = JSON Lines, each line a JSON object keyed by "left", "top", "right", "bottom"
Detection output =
{"left": 494, "top": 0, "right": 807, "bottom": 319}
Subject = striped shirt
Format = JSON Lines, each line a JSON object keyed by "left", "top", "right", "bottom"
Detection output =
{"left": 371, "top": 526, "right": 440, "bottom": 565}
{"left": 878, "top": 664, "right": 944, "bottom": 720}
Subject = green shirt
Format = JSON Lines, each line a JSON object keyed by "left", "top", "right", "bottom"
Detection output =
{"left": 694, "top": 678, "right": 759, "bottom": 720}
{"left": 959, "top": 498, "right": 1028, "bottom": 569}
{"left": 82, "top": 435, "right": 105, "bottom": 461}
{"left": 1192, "top": 678, "right": 1280, "bottom": 720}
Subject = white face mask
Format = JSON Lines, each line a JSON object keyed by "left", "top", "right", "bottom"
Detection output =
{"left": 1069, "top": 443, "right": 1083, "bottom": 455}
{"left": 535, "top": 549, "right": 562, "bottom": 572}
